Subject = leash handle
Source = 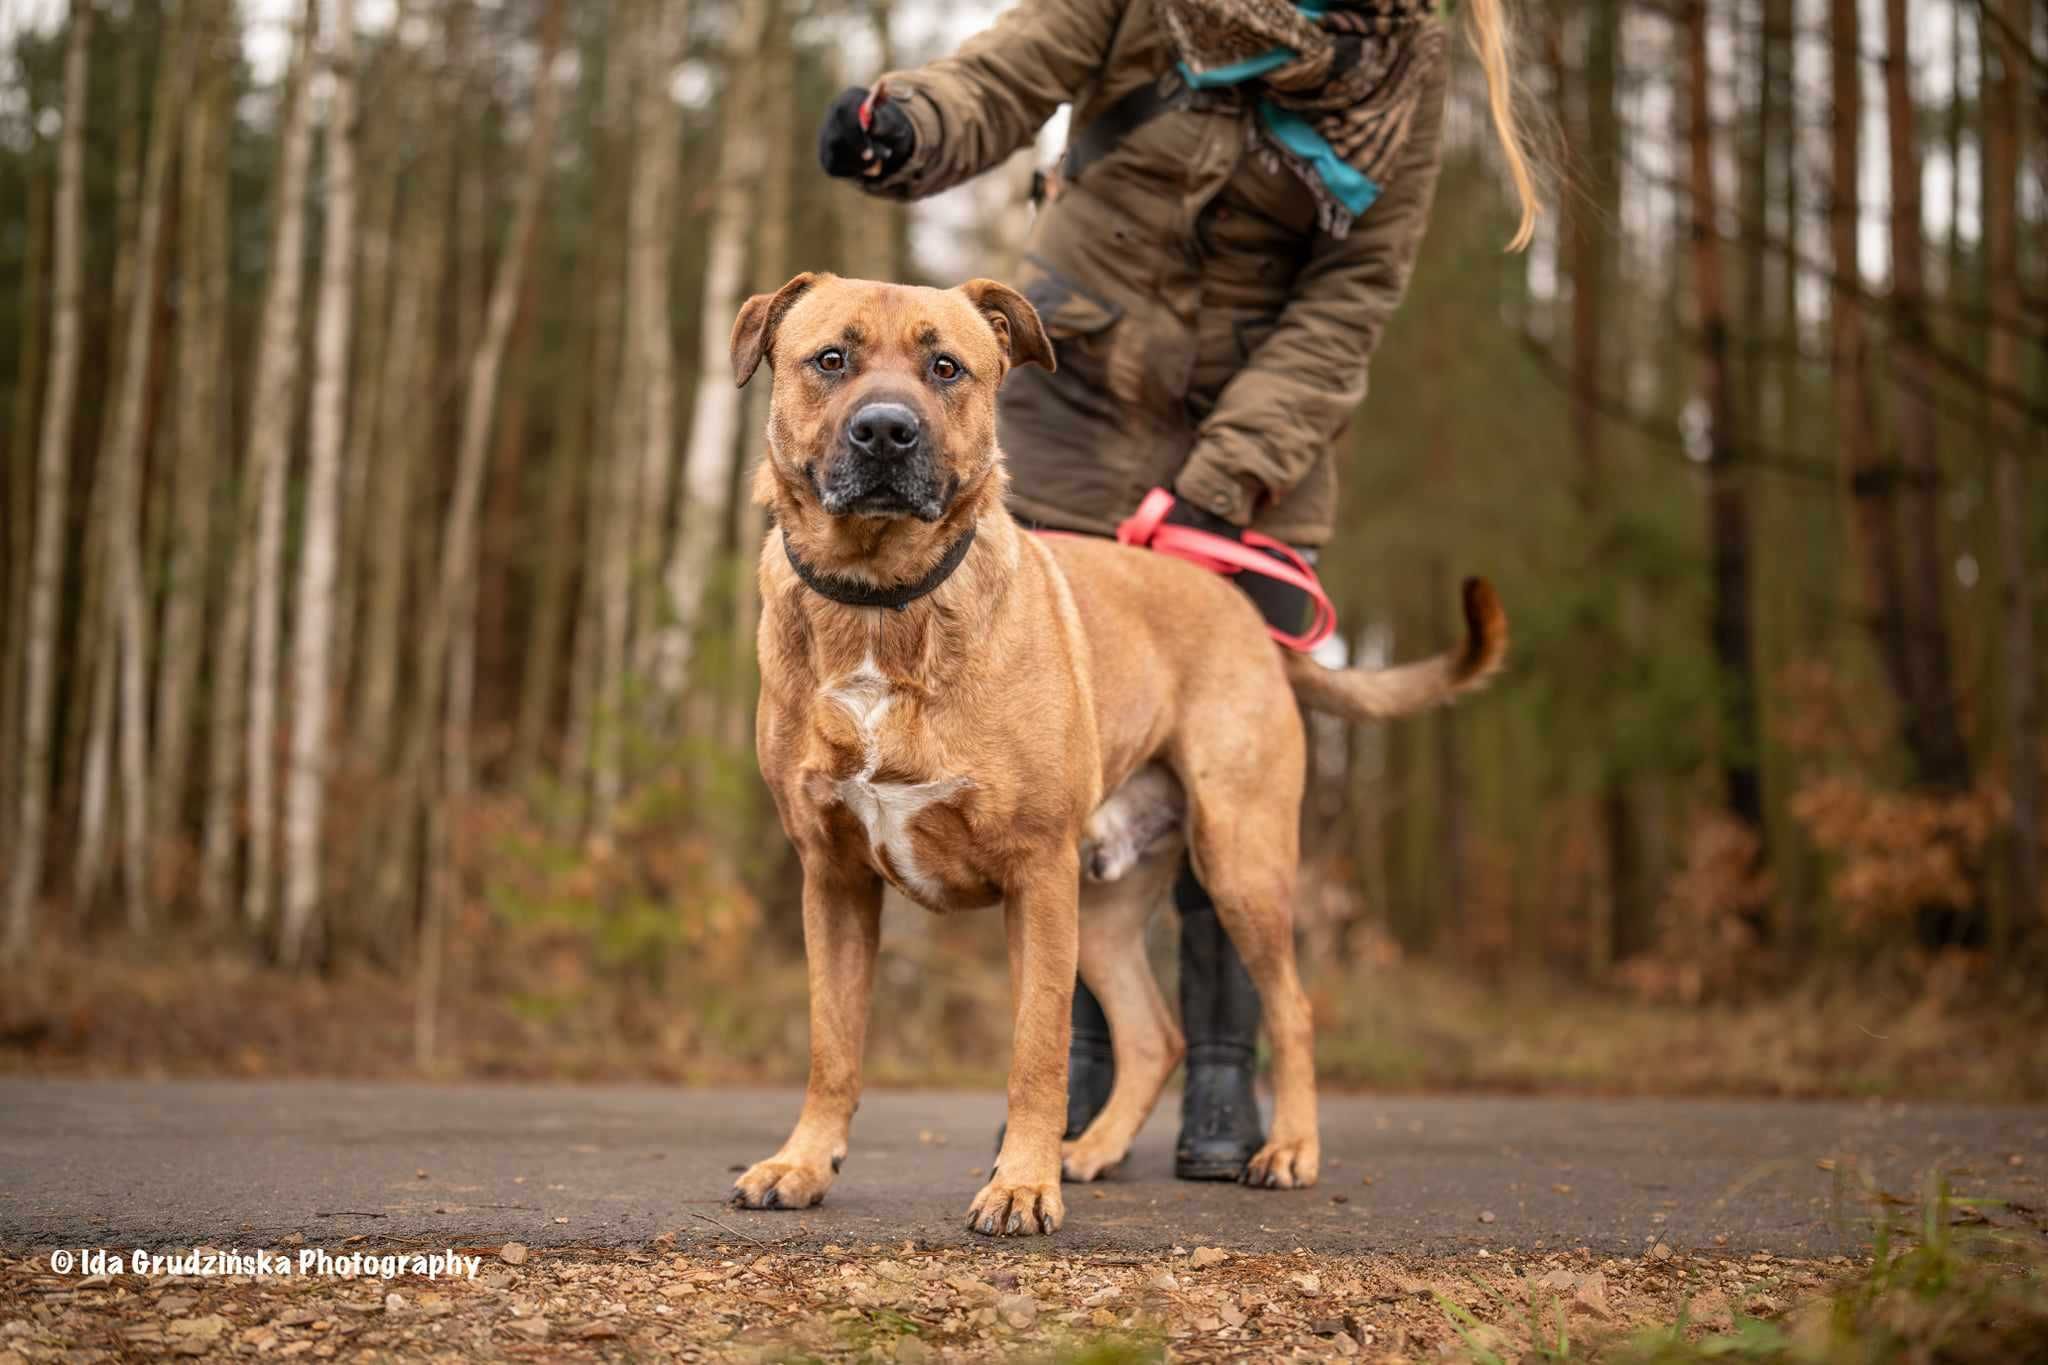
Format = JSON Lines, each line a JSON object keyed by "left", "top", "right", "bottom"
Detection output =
{"left": 1116, "top": 488, "right": 1337, "bottom": 652}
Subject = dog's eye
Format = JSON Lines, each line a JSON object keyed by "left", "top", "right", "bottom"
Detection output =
{"left": 931, "top": 355, "right": 962, "bottom": 383}
{"left": 815, "top": 348, "right": 846, "bottom": 374}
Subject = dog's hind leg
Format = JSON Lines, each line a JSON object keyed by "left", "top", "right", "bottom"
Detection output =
{"left": 1061, "top": 848, "right": 1185, "bottom": 1182}
{"left": 1179, "top": 722, "right": 1320, "bottom": 1190}
{"left": 732, "top": 859, "right": 883, "bottom": 1211}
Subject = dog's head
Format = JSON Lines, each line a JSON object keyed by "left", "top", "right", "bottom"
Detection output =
{"left": 733, "top": 274, "right": 1052, "bottom": 553}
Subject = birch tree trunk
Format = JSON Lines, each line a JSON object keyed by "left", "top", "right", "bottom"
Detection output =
{"left": 153, "top": 0, "right": 233, "bottom": 888}
{"left": 2, "top": 0, "right": 92, "bottom": 958}
{"left": 657, "top": 0, "right": 769, "bottom": 701}
{"left": 72, "top": 656, "right": 114, "bottom": 911}
{"left": 242, "top": 0, "right": 320, "bottom": 934}
{"left": 280, "top": 0, "right": 360, "bottom": 966}
{"left": 101, "top": 0, "right": 191, "bottom": 933}
{"left": 1982, "top": 0, "right": 2039, "bottom": 925}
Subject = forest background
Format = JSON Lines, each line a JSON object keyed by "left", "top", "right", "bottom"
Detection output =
{"left": 0, "top": 0, "right": 2043, "bottom": 1100}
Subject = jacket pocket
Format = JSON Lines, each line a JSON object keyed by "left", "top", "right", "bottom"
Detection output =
{"left": 1020, "top": 254, "right": 1123, "bottom": 337}
{"left": 1016, "top": 254, "right": 1128, "bottom": 411}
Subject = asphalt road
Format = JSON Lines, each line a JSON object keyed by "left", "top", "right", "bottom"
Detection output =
{"left": 1, "top": 1081, "right": 2040, "bottom": 1258}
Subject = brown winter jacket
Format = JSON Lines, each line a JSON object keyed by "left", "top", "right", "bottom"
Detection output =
{"left": 866, "top": 0, "right": 1447, "bottom": 545}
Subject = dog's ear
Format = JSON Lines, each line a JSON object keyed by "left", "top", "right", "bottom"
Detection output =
{"left": 732, "top": 272, "right": 823, "bottom": 386}
{"left": 958, "top": 278, "right": 1055, "bottom": 374}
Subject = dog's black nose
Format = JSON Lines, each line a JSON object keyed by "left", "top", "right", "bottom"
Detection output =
{"left": 847, "top": 402, "right": 921, "bottom": 456}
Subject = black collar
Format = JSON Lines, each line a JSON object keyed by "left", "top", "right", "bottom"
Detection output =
{"left": 782, "top": 523, "right": 978, "bottom": 612}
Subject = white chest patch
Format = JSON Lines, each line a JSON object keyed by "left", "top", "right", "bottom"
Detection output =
{"left": 823, "top": 655, "right": 968, "bottom": 904}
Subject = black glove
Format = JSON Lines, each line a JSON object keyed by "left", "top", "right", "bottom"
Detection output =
{"left": 1163, "top": 494, "right": 1243, "bottom": 541}
{"left": 818, "top": 86, "right": 916, "bottom": 181}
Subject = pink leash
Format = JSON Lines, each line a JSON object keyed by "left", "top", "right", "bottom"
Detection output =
{"left": 1110, "top": 488, "right": 1337, "bottom": 653}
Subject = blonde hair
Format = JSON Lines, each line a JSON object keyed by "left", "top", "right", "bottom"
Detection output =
{"left": 1460, "top": 0, "right": 1543, "bottom": 250}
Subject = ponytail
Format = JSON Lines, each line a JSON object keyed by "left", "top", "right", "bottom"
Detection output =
{"left": 1459, "top": 0, "right": 1543, "bottom": 251}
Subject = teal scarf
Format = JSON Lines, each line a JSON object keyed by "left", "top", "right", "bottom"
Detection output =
{"left": 1163, "top": 0, "right": 1444, "bottom": 235}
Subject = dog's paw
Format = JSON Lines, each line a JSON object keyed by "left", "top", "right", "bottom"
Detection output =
{"left": 1059, "top": 1137, "right": 1126, "bottom": 1183}
{"left": 731, "top": 1157, "right": 833, "bottom": 1210}
{"left": 966, "top": 1173, "right": 1064, "bottom": 1236}
{"left": 1242, "top": 1136, "right": 1319, "bottom": 1190}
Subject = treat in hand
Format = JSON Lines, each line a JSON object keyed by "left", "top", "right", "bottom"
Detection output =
{"left": 819, "top": 84, "right": 915, "bottom": 181}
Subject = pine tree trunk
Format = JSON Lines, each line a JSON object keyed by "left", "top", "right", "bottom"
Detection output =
{"left": 152, "top": 0, "right": 233, "bottom": 894}
{"left": 1739, "top": 0, "right": 1777, "bottom": 443}
{"left": 439, "top": 0, "right": 568, "bottom": 795}
{"left": 727, "top": 0, "right": 793, "bottom": 752}
{"left": 1882, "top": 0, "right": 1971, "bottom": 803}
{"left": 1982, "top": 0, "right": 2039, "bottom": 927}
{"left": 657, "top": 0, "right": 767, "bottom": 701}
{"left": 512, "top": 208, "right": 593, "bottom": 778}
{"left": 1688, "top": 0, "right": 1762, "bottom": 843}
{"left": 241, "top": 0, "right": 319, "bottom": 935}
{"left": 415, "top": 0, "right": 569, "bottom": 1061}
{"left": 333, "top": 1, "right": 419, "bottom": 715}
{"left": 590, "top": 0, "right": 684, "bottom": 825}
{"left": 1828, "top": 0, "right": 1915, "bottom": 785}
{"left": 3, "top": 0, "right": 93, "bottom": 960}
{"left": 836, "top": 1, "right": 900, "bottom": 282}
{"left": 279, "top": 0, "right": 359, "bottom": 966}
{"left": 2, "top": 162, "right": 50, "bottom": 876}
{"left": 567, "top": 0, "right": 638, "bottom": 818}
{"left": 624, "top": 0, "right": 688, "bottom": 684}
{"left": 69, "top": 10, "right": 146, "bottom": 922}
{"left": 353, "top": 168, "right": 438, "bottom": 783}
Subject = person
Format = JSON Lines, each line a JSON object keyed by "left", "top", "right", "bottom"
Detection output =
{"left": 816, "top": 0, "right": 1541, "bottom": 1181}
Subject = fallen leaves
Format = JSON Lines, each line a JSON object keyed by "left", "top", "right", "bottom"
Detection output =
{"left": 0, "top": 1241, "right": 1866, "bottom": 1364}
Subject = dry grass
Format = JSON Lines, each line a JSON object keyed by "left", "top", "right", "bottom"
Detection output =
{"left": 5, "top": 937, "right": 2046, "bottom": 1102}
{"left": 1308, "top": 957, "right": 2048, "bottom": 1103}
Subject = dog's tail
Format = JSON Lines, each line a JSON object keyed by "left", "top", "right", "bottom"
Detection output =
{"left": 1282, "top": 578, "right": 1507, "bottom": 721}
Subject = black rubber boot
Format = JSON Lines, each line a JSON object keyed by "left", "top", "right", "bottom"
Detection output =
{"left": 995, "top": 980, "right": 1115, "bottom": 1158}
{"left": 1173, "top": 860, "right": 1265, "bottom": 1181}
{"left": 1063, "top": 981, "right": 1116, "bottom": 1139}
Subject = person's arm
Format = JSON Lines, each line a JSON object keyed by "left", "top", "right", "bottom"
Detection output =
{"left": 1173, "top": 60, "right": 1448, "bottom": 527}
{"left": 866, "top": 0, "right": 1127, "bottom": 201}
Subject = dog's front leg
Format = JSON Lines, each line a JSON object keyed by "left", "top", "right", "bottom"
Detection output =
{"left": 732, "top": 859, "right": 883, "bottom": 1210}
{"left": 970, "top": 850, "right": 1080, "bottom": 1237}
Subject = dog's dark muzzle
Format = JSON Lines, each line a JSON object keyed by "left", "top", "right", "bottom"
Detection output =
{"left": 818, "top": 400, "right": 953, "bottom": 522}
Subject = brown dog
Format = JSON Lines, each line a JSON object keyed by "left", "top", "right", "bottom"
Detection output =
{"left": 728, "top": 274, "right": 1505, "bottom": 1237}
